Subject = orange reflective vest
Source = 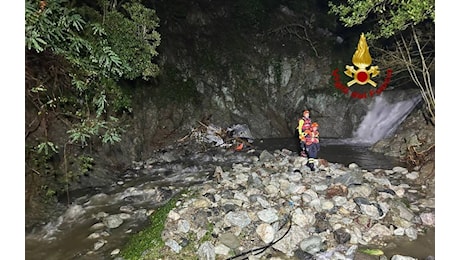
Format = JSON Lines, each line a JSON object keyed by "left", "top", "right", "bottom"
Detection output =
{"left": 304, "top": 130, "right": 319, "bottom": 145}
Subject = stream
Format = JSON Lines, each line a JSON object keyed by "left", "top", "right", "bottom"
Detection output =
{"left": 25, "top": 137, "right": 434, "bottom": 260}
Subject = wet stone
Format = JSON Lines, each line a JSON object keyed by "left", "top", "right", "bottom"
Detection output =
{"left": 300, "top": 235, "right": 323, "bottom": 255}
{"left": 334, "top": 227, "right": 351, "bottom": 244}
{"left": 103, "top": 215, "right": 123, "bottom": 229}
{"left": 354, "top": 197, "right": 371, "bottom": 206}
{"left": 119, "top": 205, "right": 134, "bottom": 213}
{"left": 110, "top": 249, "right": 120, "bottom": 255}
{"left": 93, "top": 239, "right": 106, "bottom": 250}
{"left": 89, "top": 222, "right": 105, "bottom": 231}
{"left": 222, "top": 204, "right": 238, "bottom": 213}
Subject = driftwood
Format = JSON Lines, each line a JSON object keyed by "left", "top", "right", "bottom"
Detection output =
{"left": 404, "top": 143, "right": 434, "bottom": 167}
{"left": 177, "top": 120, "right": 253, "bottom": 151}
{"left": 402, "top": 141, "right": 435, "bottom": 185}
{"left": 177, "top": 120, "right": 209, "bottom": 143}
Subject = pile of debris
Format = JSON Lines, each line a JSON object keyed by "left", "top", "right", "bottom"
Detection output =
{"left": 177, "top": 121, "right": 255, "bottom": 151}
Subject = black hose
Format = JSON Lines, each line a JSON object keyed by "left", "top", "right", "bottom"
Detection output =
{"left": 226, "top": 212, "right": 293, "bottom": 260}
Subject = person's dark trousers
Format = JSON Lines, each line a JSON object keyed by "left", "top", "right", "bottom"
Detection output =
{"left": 306, "top": 143, "right": 320, "bottom": 170}
{"left": 307, "top": 143, "right": 320, "bottom": 158}
{"left": 300, "top": 141, "right": 308, "bottom": 157}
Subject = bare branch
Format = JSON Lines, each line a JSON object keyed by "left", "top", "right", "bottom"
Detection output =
{"left": 268, "top": 23, "right": 319, "bottom": 57}
{"left": 395, "top": 27, "right": 435, "bottom": 124}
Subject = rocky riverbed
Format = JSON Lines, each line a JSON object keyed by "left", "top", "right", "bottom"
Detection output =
{"left": 26, "top": 133, "right": 434, "bottom": 260}
{"left": 130, "top": 147, "right": 435, "bottom": 260}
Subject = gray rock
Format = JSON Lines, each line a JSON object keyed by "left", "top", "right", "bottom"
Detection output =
{"left": 256, "top": 223, "right": 275, "bottom": 243}
{"left": 299, "top": 235, "right": 323, "bottom": 255}
{"left": 390, "top": 255, "right": 417, "bottom": 260}
{"left": 257, "top": 208, "right": 279, "bottom": 223}
{"left": 166, "top": 239, "right": 182, "bottom": 253}
{"left": 333, "top": 227, "right": 351, "bottom": 244}
{"left": 259, "top": 150, "right": 275, "bottom": 162}
{"left": 178, "top": 219, "right": 190, "bottom": 233}
{"left": 103, "top": 215, "right": 123, "bottom": 229}
{"left": 197, "top": 241, "right": 215, "bottom": 260}
{"left": 227, "top": 124, "right": 254, "bottom": 141}
{"left": 219, "top": 232, "right": 240, "bottom": 249}
{"left": 333, "top": 172, "right": 364, "bottom": 186}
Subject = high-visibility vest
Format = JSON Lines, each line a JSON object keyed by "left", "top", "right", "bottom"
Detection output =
{"left": 305, "top": 130, "right": 319, "bottom": 145}
{"left": 297, "top": 116, "right": 311, "bottom": 138}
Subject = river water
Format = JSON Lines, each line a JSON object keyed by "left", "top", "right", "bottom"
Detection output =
{"left": 25, "top": 137, "right": 434, "bottom": 260}
{"left": 253, "top": 137, "right": 403, "bottom": 171}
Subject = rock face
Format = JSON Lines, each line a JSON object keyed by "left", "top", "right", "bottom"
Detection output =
{"left": 122, "top": 1, "right": 426, "bottom": 151}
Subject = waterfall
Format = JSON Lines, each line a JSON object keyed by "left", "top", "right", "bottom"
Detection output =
{"left": 349, "top": 94, "right": 422, "bottom": 145}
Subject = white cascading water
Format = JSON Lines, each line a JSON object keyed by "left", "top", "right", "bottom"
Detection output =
{"left": 348, "top": 94, "right": 422, "bottom": 145}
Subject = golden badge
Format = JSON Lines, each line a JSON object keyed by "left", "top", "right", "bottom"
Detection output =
{"left": 344, "top": 33, "right": 380, "bottom": 87}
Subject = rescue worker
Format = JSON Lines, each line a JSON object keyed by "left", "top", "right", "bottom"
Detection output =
{"left": 297, "top": 110, "right": 312, "bottom": 157}
{"left": 305, "top": 122, "right": 320, "bottom": 171}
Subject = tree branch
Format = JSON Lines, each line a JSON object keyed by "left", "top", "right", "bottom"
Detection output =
{"left": 268, "top": 23, "right": 319, "bottom": 57}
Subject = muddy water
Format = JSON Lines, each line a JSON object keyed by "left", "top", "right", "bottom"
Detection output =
{"left": 382, "top": 227, "right": 435, "bottom": 259}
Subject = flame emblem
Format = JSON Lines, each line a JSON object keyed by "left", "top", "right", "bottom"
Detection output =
{"left": 344, "top": 33, "right": 380, "bottom": 87}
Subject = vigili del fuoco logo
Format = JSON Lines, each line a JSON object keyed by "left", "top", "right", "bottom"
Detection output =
{"left": 332, "top": 33, "right": 392, "bottom": 99}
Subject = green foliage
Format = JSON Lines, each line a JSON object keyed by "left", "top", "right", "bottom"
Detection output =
{"left": 28, "top": 141, "right": 58, "bottom": 171}
{"left": 199, "top": 222, "right": 214, "bottom": 243}
{"left": 67, "top": 116, "right": 124, "bottom": 147}
{"left": 120, "top": 190, "right": 212, "bottom": 259}
{"left": 25, "top": 0, "right": 161, "bottom": 102}
{"left": 25, "top": 0, "right": 86, "bottom": 53}
{"left": 54, "top": 153, "right": 95, "bottom": 185}
{"left": 25, "top": 0, "right": 161, "bottom": 200}
{"left": 77, "top": 155, "right": 95, "bottom": 175}
{"left": 328, "top": 0, "right": 435, "bottom": 39}
{"left": 26, "top": 0, "right": 161, "bottom": 80}
{"left": 26, "top": 141, "right": 60, "bottom": 198}
{"left": 99, "top": 3, "right": 161, "bottom": 80}
{"left": 41, "top": 185, "right": 57, "bottom": 198}
{"left": 35, "top": 141, "right": 59, "bottom": 158}
{"left": 121, "top": 192, "right": 184, "bottom": 259}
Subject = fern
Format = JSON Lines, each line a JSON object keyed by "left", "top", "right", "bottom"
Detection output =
{"left": 94, "top": 91, "right": 107, "bottom": 118}
{"left": 36, "top": 141, "right": 59, "bottom": 157}
{"left": 91, "top": 23, "right": 106, "bottom": 36}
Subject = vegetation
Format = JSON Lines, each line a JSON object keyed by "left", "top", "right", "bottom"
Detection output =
{"left": 120, "top": 189, "right": 214, "bottom": 260}
{"left": 120, "top": 192, "right": 180, "bottom": 259}
{"left": 25, "top": 0, "right": 161, "bottom": 199}
{"left": 328, "top": 0, "right": 435, "bottom": 124}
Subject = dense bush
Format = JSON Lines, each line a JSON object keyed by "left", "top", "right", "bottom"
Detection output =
{"left": 25, "top": 0, "right": 161, "bottom": 198}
